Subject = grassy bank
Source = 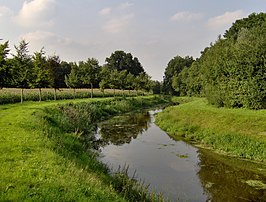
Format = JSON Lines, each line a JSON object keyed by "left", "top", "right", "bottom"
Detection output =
{"left": 156, "top": 97, "right": 266, "bottom": 162}
{"left": 0, "top": 96, "right": 169, "bottom": 201}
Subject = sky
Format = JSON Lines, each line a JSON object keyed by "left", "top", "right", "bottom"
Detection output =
{"left": 0, "top": 0, "right": 265, "bottom": 81}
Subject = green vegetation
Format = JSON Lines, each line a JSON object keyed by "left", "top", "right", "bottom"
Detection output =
{"left": 0, "top": 40, "right": 159, "bottom": 104}
{"left": 245, "top": 180, "right": 266, "bottom": 190}
{"left": 156, "top": 97, "right": 266, "bottom": 161}
{"left": 0, "top": 96, "right": 169, "bottom": 201}
{"left": 0, "top": 88, "right": 141, "bottom": 105}
{"left": 162, "top": 12, "right": 266, "bottom": 109}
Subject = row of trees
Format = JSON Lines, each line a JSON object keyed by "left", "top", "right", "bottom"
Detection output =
{"left": 162, "top": 12, "right": 266, "bottom": 109}
{"left": 0, "top": 41, "right": 160, "bottom": 102}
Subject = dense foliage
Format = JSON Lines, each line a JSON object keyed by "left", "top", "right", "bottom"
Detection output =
{"left": 105, "top": 50, "right": 145, "bottom": 76}
{"left": 162, "top": 55, "right": 194, "bottom": 95}
{"left": 0, "top": 42, "right": 158, "bottom": 102}
{"left": 162, "top": 12, "right": 266, "bottom": 109}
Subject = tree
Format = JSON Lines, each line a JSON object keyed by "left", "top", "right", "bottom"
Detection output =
{"left": 79, "top": 58, "right": 100, "bottom": 98}
{"left": 117, "top": 70, "right": 128, "bottom": 94}
{"left": 60, "top": 61, "right": 71, "bottom": 87}
{"left": 65, "top": 62, "right": 82, "bottom": 98}
{"left": 162, "top": 55, "right": 194, "bottom": 95}
{"left": 109, "top": 70, "right": 120, "bottom": 95}
{"left": 47, "top": 55, "right": 62, "bottom": 100}
{"left": 30, "top": 48, "right": 52, "bottom": 101}
{"left": 224, "top": 12, "right": 266, "bottom": 40}
{"left": 99, "top": 65, "right": 110, "bottom": 96}
{"left": 0, "top": 41, "right": 10, "bottom": 88}
{"left": 134, "top": 72, "right": 151, "bottom": 94}
{"left": 11, "top": 40, "right": 33, "bottom": 103}
{"left": 197, "top": 15, "right": 266, "bottom": 109}
{"left": 125, "top": 72, "right": 135, "bottom": 93}
{"left": 105, "top": 50, "right": 144, "bottom": 76}
{"left": 150, "top": 80, "right": 161, "bottom": 94}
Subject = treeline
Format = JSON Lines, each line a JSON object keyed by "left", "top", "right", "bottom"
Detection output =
{"left": 0, "top": 41, "right": 161, "bottom": 102}
{"left": 162, "top": 12, "right": 266, "bottom": 109}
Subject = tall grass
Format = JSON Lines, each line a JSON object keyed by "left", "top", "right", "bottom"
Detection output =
{"left": 0, "top": 88, "right": 141, "bottom": 105}
{"left": 156, "top": 97, "right": 266, "bottom": 162}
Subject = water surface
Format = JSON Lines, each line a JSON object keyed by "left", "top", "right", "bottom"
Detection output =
{"left": 97, "top": 109, "right": 266, "bottom": 202}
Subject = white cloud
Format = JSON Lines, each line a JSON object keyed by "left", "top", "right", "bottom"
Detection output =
{"left": 207, "top": 10, "right": 246, "bottom": 30}
{"left": 14, "top": 0, "right": 56, "bottom": 27}
{"left": 21, "top": 30, "right": 73, "bottom": 53}
{"left": 103, "top": 14, "right": 134, "bottom": 33}
{"left": 0, "top": 6, "right": 13, "bottom": 19}
{"left": 119, "top": 2, "right": 134, "bottom": 10}
{"left": 171, "top": 11, "right": 203, "bottom": 22}
{"left": 99, "top": 7, "right": 111, "bottom": 16}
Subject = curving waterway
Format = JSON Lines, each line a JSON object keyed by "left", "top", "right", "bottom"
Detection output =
{"left": 96, "top": 109, "right": 266, "bottom": 202}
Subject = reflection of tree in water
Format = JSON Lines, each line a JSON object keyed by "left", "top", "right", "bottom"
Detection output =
{"left": 99, "top": 111, "right": 151, "bottom": 146}
{"left": 197, "top": 150, "right": 266, "bottom": 202}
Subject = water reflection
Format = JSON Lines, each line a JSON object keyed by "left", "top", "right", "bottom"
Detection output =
{"left": 97, "top": 109, "right": 266, "bottom": 202}
{"left": 198, "top": 150, "right": 266, "bottom": 202}
{"left": 98, "top": 111, "right": 151, "bottom": 145}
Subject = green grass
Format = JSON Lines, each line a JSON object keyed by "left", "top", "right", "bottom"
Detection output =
{"left": 156, "top": 97, "right": 266, "bottom": 162}
{"left": 0, "top": 96, "right": 169, "bottom": 201}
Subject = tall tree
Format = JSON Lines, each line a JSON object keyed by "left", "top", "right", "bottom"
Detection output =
{"left": 224, "top": 12, "right": 266, "bottom": 40}
{"left": 65, "top": 62, "right": 82, "bottom": 98}
{"left": 60, "top": 61, "right": 71, "bottom": 87}
{"left": 79, "top": 58, "right": 100, "bottom": 98}
{"left": 109, "top": 70, "right": 120, "bottom": 95}
{"left": 195, "top": 13, "right": 266, "bottom": 109}
{"left": 30, "top": 48, "right": 52, "bottom": 101}
{"left": 105, "top": 50, "right": 144, "bottom": 76}
{"left": 47, "top": 55, "right": 61, "bottom": 100}
{"left": 125, "top": 72, "right": 135, "bottom": 93}
{"left": 150, "top": 80, "right": 161, "bottom": 94}
{"left": 162, "top": 55, "right": 194, "bottom": 95}
{"left": 0, "top": 41, "right": 10, "bottom": 88}
{"left": 133, "top": 72, "right": 151, "bottom": 94}
{"left": 11, "top": 40, "right": 33, "bottom": 103}
{"left": 117, "top": 70, "right": 128, "bottom": 94}
{"left": 99, "top": 65, "right": 110, "bottom": 96}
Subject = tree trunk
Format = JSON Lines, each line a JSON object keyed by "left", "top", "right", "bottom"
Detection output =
{"left": 90, "top": 83, "right": 93, "bottom": 98}
{"left": 54, "top": 88, "right": 57, "bottom": 101}
{"left": 21, "top": 88, "right": 24, "bottom": 104}
{"left": 39, "top": 88, "right": 42, "bottom": 102}
{"left": 73, "top": 88, "right": 76, "bottom": 99}
{"left": 113, "top": 88, "right": 115, "bottom": 97}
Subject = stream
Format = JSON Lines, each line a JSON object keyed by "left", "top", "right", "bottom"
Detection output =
{"left": 96, "top": 109, "right": 266, "bottom": 202}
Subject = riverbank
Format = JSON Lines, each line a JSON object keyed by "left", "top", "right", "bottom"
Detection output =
{"left": 156, "top": 97, "right": 266, "bottom": 162}
{"left": 0, "top": 96, "right": 169, "bottom": 201}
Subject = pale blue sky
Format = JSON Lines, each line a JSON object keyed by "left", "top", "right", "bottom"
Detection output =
{"left": 0, "top": 0, "right": 265, "bottom": 80}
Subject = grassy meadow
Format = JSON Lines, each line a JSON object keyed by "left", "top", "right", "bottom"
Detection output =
{"left": 156, "top": 97, "right": 266, "bottom": 162}
{"left": 0, "top": 96, "right": 169, "bottom": 201}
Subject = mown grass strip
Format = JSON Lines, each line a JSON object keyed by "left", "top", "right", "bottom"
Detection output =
{"left": 156, "top": 97, "right": 266, "bottom": 162}
{"left": 0, "top": 96, "right": 169, "bottom": 201}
